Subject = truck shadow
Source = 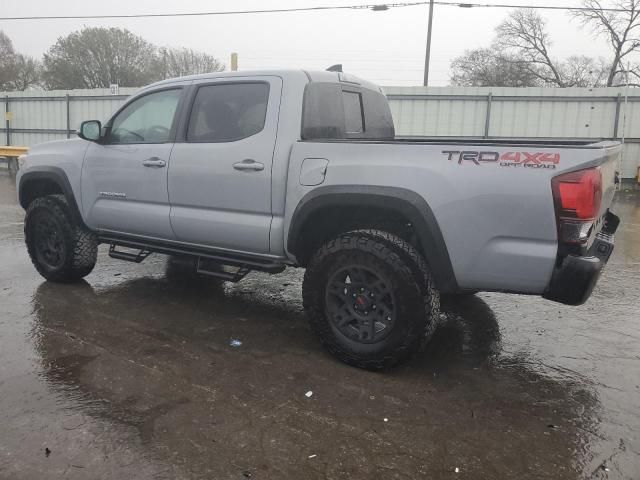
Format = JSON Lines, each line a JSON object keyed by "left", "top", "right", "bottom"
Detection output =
{"left": 27, "top": 263, "right": 603, "bottom": 479}
{"left": 423, "top": 293, "right": 502, "bottom": 367}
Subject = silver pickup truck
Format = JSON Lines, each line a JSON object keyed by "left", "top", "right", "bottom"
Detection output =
{"left": 16, "top": 69, "right": 620, "bottom": 369}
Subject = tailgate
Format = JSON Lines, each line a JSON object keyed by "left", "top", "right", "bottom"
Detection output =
{"left": 550, "top": 141, "right": 620, "bottom": 250}
{"left": 543, "top": 141, "right": 620, "bottom": 305}
{"left": 597, "top": 143, "right": 620, "bottom": 220}
{"left": 584, "top": 142, "right": 619, "bottom": 248}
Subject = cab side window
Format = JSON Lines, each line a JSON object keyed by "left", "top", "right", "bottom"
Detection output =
{"left": 187, "top": 83, "right": 270, "bottom": 143}
{"left": 108, "top": 89, "right": 182, "bottom": 144}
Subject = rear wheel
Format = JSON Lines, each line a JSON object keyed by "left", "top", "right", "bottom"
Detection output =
{"left": 302, "top": 230, "right": 439, "bottom": 370}
{"left": 25, "top": 195, "right": 98, "bottom": 283}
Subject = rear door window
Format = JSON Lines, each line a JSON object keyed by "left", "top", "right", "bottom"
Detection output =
{"left": 187, "top": 83, "right": 270, "bottom": 142}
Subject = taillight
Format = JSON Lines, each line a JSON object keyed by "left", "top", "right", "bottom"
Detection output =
{"left": 551, "top": 167, "right": 602, "bottom": 245}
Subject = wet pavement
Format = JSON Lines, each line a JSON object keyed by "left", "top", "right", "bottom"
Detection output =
{"left": 0, "top": 171, "right": 639, "bottom": 480}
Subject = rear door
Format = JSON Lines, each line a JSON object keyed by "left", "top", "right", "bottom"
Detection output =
{"left": 81, "top": 87, "right": 185, "bottom": 239}
{"left": 168, "top": 77, "right": 282, "bottom": 254}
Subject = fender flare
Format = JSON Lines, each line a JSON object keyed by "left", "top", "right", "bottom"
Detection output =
{"left": 18, "top": 166, "right": 88, "bottom": 229}
{"left": 287, "top": 185, "right": 458, "bottom": 293}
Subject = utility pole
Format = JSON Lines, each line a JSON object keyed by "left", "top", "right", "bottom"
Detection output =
{"left": 423, "top": 0, "right": 434, "bottom": 86}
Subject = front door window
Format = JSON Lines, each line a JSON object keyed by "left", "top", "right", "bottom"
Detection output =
{"left": 108, "top": 89, "right": 182, "bottom": 144}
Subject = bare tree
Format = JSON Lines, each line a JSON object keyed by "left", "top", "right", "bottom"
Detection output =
{"left": 0, "top": 31, "right": 17, "bottom": 90}
{"left": 8, "top": 55, "right": 42, "bottom": 90}
{"left": 42, "top": 28, "right": 226, "bottom": 89}
{"left": 42, "top": 27, "right": 158, "bottom": 89}
{"left": 451, "top": 48, "right": 543, "bottom": 87}
{"left": 574, "top": 0, "right": 640, "bottom": 86}
{"left": 0, "top": 31, "right": 13, "bottom": 58}
{"left": 451, "top": 7, "right": 628, "bottom": 88}
{"left": 155, "top": 47, "right": 224, "bottom": 79}
{"left": 495, "top": 9, "right": 567, "bottom": 86}
{"left": 560, "top": 56, "right": 609, "bottom": 87}
{"left": 0, "top": 31, "right": 41, "bottom": 91}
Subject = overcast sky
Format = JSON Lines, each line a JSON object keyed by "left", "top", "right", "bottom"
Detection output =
{"left": 0, "top": 0, "right": 616, "bottom": 86}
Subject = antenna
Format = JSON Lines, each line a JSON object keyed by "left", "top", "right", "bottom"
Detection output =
{"left": 326, "top": 64, "right": 343, "bottom": 72}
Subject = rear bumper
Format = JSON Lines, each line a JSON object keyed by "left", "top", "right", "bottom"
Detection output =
{"left": 543, "top": 211, "right": 619, "bottom": 306}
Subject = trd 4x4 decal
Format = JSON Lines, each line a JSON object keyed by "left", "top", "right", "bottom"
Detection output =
{"left": 442, "top": 150, "right": 560, "bottom": 169}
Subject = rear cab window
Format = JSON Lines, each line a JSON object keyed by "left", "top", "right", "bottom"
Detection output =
{"left": 343, "top": 91, "right": 365, "bottom": 134}
{"left": 301, "top": 81, "right": 395, "bottom": 140}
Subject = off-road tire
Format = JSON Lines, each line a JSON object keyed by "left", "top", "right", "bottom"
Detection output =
{"left": 302, "top": 229, "right": 440, "bottom": 370}
{"left": 25, "top": 194, "right": 98, "bottom": 283}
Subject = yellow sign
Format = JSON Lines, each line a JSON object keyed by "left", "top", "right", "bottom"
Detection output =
{"left": 5, "top": 112, "right": 13, "bottom": 122}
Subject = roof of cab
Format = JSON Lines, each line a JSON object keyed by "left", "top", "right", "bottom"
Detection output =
{"left": 142, "top": 69, "right": 382, "bottom": 92}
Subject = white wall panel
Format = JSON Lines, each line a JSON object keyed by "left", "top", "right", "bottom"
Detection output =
{"left": 386, "top": 86, "right": 640, "bottom": 178}
{"left": 2, "top": 86, "right": 640, "bottom": 178}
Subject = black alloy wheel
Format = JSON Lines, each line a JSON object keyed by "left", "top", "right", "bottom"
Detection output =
{"left": 303, "top": 229, "right": 440, "bottom": 370}
{"left": 325, "top": 265, "right": 396, "bottom": 344}
{"left": 32, "top": 214, "right": 66, "bottom": 270}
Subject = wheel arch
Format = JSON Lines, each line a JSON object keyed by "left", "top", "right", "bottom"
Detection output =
{"left": 287, "top": 185, "right": 458, "bottom": 293}
{"left": 19, "top": 167, "right": 88, "bottom": 229}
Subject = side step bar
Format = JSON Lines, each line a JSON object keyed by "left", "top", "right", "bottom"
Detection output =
{"left": 196, "top": 258, "right": 251, "bottom": 283}
{"left": 101, "top": 235, "right": 287, "bottom": 278}
{"left": 109, "top": 244, "right": 151, "bottom": 263}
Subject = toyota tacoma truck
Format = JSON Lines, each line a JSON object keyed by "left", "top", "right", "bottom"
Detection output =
{"left": 16, "top": 69, "right": 620, "bottom": 369}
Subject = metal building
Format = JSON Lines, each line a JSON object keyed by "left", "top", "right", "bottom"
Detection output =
{"left": 386, "top": 86, "right": 640, "bottom": 179}
{"left": 2, "top": 85, "right": 639, "bottom": 179}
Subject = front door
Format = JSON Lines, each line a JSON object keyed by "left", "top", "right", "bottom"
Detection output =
{"left": 81, "top": 87, "right": 184, "bottom": 240}
{"left": 168, "top": 77, "right": 281, "bottom": 254}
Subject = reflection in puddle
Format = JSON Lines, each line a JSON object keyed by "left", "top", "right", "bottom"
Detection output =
{"left": 22, "top": 259, "right": 609, "bottom": 479}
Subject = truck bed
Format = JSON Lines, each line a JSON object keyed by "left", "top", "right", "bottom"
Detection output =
{"left": 288, "top": 138, "right": 621, "bottom": 294}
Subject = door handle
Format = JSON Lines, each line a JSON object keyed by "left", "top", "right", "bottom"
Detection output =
{"left": 143, "top": 157, "right": 166, "bottom": 168}
{"left": 233, "top": 159, "right": 264, "bottom": 172}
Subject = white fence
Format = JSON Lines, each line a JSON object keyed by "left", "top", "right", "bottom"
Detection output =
{"left": 386, "top": 86, "right": 640, "bottom": 179}
{"left": 2, "top": 85, "right": 639, "bottom": 178}
{"left": 1, "top": 87, "right": 138, "bottom": 147}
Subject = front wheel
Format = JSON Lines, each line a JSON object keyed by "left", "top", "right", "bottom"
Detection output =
{"left": 25, "top": 195, "right": 98, "bottom": 283}
{"left": 302, "top": 230, "right": 439, "bottom": 370}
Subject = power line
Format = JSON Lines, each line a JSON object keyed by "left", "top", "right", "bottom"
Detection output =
{"left": 436, "top": 1, "right": 629, "bottom": 11}
{"left": 0, "top": 2, "right": 425, "bottom": 21}
{"left": 0, "top": 1, "right": 634, "bottom": 21}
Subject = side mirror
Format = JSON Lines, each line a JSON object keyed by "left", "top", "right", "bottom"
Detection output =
{"left": 77, "top": 120, "right": 102, "bottom": 142}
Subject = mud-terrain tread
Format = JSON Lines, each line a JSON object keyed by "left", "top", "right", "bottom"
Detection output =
{"left": 25, "top": 194, "right": 98, "bottom": 283}
{"left": 303, "top": 229, "right": 439, "bottom": 370}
